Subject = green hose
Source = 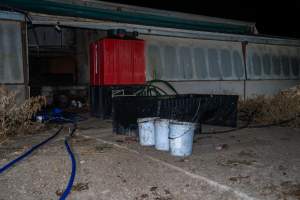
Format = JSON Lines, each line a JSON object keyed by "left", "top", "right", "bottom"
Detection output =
{"left": 136, "top": 80, "right": 178, "bottom": 96}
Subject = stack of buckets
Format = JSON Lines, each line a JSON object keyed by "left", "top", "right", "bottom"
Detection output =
{"left": 137, "top": 117, "right": 197, "bottom": 157}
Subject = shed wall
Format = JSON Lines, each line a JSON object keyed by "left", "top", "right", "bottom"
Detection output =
{"left": 0, "top": 20, "right": 24, "bottom": 84}
{"left": 141, "top": 35, "right": 300, "bottom": 98}
{"left": 142, "top": 35, "right": 245, "bottom": 81}
{"left": 0, "top": 15, "right": 27, "bottom": 103}
{"left": 246, "top": 43, "right": 300, "bottom": 80}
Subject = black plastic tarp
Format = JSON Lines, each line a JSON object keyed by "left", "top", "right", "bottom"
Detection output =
{"left": 112, "top": 94, "right": 238, "bottom": 134}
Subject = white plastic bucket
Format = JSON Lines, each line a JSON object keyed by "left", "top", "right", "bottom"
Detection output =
{"left": 169, "top": 121, "right": 197, "bottom": 157}
{"left": 154, "top": 119, "right": 170, "bottom": 151}
{"left": 137, "top": 117, "right": 158, "bottom": 146}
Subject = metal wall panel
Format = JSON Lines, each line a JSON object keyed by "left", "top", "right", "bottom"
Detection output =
{"left": 0, "top": 20, "right": 24, "bottom": 83}
{"left": 0, "top": 11, "right": 25, "bottom": 21}
{"left": 142, "top": 35, "right": 245, "bottom": 81}
{"left": 28, "top": 27, "right": 75, "bottom": 47}
{"left": 246, "top": 43, "right": 300, "bottom": 80}
{"left": 154, "top": 79, "right": 300, "bottom": 99}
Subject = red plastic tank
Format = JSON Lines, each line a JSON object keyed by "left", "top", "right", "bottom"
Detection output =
{"left": 89, "top": 42, "right": 100, "bottom": 86}
{"left": 90, "top": 38, "right": 146, "bottom": 86}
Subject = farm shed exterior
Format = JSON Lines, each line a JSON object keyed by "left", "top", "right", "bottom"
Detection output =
{"left": 0, "top": 0, "right": 300, "bottom": 102}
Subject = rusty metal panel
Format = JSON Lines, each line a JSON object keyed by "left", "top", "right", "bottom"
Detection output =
{"left": 0, "top": 20, "right": 24, "bottom": 83}
{"left": 246, "top": 43, "right": 300, "bottom": 80}
{"left": 142, "top": 35, "right": 245, "bottom": 81}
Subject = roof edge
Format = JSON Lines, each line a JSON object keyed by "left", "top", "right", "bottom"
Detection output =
{"left": 0, "top": 0, "right": 256, "bottom": 34}
{"left": 77, "top": 0, "right": 256, "bottom": 27}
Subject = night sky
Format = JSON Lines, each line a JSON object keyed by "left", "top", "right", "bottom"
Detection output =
{"left": 104, "top": 0, "right": 300, "bottom": 38}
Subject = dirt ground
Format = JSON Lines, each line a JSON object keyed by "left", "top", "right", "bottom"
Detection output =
{"left": 0, "top": 118, "right": 300, "bottom": 200}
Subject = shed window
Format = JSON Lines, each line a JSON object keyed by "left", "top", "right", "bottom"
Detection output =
{"left": 163, "top": 46, "right": 181, "bottom": 79}
{"left": 281, "top": 56, "right": 290, "bottom": 77}
{"left": 220, "top": 49, "right": 232, "bottom": 78}
{"left": 148, "top": 45, "right": 163, "bottom": 79}
{"left": 146, "top": 38, "right": 245, "bottom": 81}
{"left": 252, "top": 53, "right": 262, "bottom": 76}
{"left": 194, "top": 48, "right": 207, "bottom": 79}
{"left": 291, "top": 57, "right": 300, "bottom": 77}
{"left": 262, "top": 54, "right": 271, "bottom": 75}
{"left": 179, "top": 47, "right": 193, "bottom": 79}
{"left": 233, "top": 51, "right": 244, "bottom": 78}
{"left": 272, "top": 55, "right": 281, "bottom": 76}
{"left": 208, "top": 48, "right": 221, "bottom": 78}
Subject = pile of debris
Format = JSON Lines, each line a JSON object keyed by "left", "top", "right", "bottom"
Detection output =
{"left": 0, "top": 86, "right": 46, "bottom": 141}
{"left": 239, "top": 85, "right": 300, "bottom": 127}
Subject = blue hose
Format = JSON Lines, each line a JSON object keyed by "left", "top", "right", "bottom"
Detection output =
{"left": 59, "top": 137, "right": 77, "bottom": 200}
{"left": 0, "top": 126, "right": 63, "bottom": 174}
{"left": 49, "top": 117, "right": 77, "bottom": 200}
{"left": 0, "top": 116, "right": 78, "bottom": 200}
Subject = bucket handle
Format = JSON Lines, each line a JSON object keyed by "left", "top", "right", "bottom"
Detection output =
{"left": 168, "top": 127, "right": 193, "bottom": 140}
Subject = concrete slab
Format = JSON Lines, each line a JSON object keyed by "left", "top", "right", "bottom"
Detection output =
{"left": 0, "top": 119, "right": 299, "bottom": 200}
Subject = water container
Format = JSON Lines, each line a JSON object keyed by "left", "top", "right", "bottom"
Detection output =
{"left": 154, "top": 119, "right": 170, "bottom": 151}
{"left": 137, "top": 117, "right": 158, "bottom": 146}
{"left": 169, "top": 121, "right": 197, "bottom": 157}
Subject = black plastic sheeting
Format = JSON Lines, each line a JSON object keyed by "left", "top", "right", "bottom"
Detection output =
{"left": 112, "top": 94, "right": 239, "bottom": 134}
{"left": 90, "top": 86, "right": 112, "bottom": 119}
{"left": 90, "top": 86, "right": 144, "bottom": 119}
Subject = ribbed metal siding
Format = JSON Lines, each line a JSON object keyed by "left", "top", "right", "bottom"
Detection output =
{"left": 89, "top": 38, "right": 146, "bottom": 85}
{"left": 0, "top": 20, "right": 24, "bottom": 83}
